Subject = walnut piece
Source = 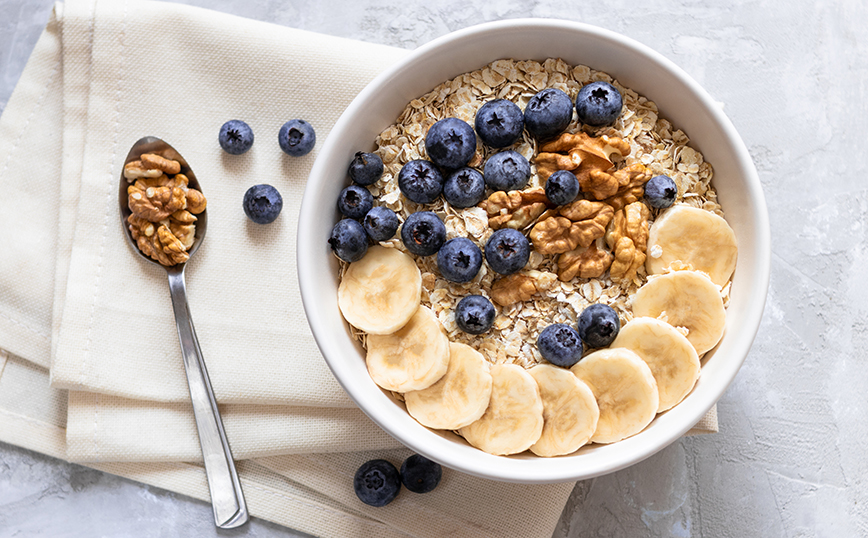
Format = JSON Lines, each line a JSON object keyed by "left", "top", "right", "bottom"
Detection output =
{"left": 530, "top": 200, "right": 614, "bottom": 255}
{"left": 479, "top": 187, "right": 550, "bottom": 230}
{"left": 167, "top": 217, "right": 196, "bottom": 250}
{"left": 490, "top": 270, "right": 557, "bottom": 306}
{"left": 128, "top": 174, "right": 188, "bottom": 221}
{"left": 140, "top": 153, "right": 182, "bottom": 175}
{"left": 185, "top": 184, "right": 207, "bottom": 214}
{"left": 601, "top": 163, "right": 653, "bottom": 210}
{"left": 606, "top": 201, "right": 651, "bottom": 281}
{"left": 123, "top": 160, "right": 163, "bottom": 180}
{"left": 557, "top": 242, "right": 614, "bottom": 281}
{"left": 534, "top": 132, "right": 631, "bottom": 199}
{"left": 171, "top": 209, "right": 197, "bottom": 224}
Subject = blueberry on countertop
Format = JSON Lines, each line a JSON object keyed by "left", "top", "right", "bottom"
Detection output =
{"left": 400, "top": 211, "right": 446, "bottom": 256}
{"left": 577, "top": 303, "right": 621, "bottom": 348}
{"left": 484, "top": 228, "right": 530, "bottom": 275}
{"left": 278, "top": 119, "right": 316, "bottom": 156}
{"left": 524, "top": 88, "right": 573, "bottom": 139}
{"left": 400, "top": 454, "right": 442, "bottom": 494}
{"left": 575, "top": 81, "right": 623, "bottom": 127}
{"left": 363, "top": 206, "right": 400, "bottom": 242}
{"left": 454, "top": 295, "right": 496, "bottom": 335}
{"left": 349, "top": 152, "right": 384, "bottom": 186}
{"left": 242, "top": 184, "right": 283, "bottom": 224}
{"left": 328, "top": 219, "right": 368, "bottom": 263}
{"left": 483, "top": 150, "right": 531, "bottom": 192}
{"left": 218, "top": 120, "right": 254, "bottom": 155}
{"left": 545, "top": 170, "right": 580, "bottom": 206}
{"left": 474, "top": 99, "right": 524, "bottom": 148}
{"left": 354, "top": 459, "right": 401, "bottom": 507}
{"left": 337, "top": 185, "right": 373, "bottom": 220}
{"left": 537, "top": 324, "right": 584, "bottom": 368}
{"left": 398, "top": 160, "right": 444, "bottom": 204}
{"left": 644, "top": 174, "right": 678, "bottom": 209}
{"left": 443, "top": 167, "right": 485, "bottom": 208}
{"left": 437, "top": 237, "right": 483, "bottom": 283}
{"left": 425, "top": 117, "right": 477, "bottom": 170}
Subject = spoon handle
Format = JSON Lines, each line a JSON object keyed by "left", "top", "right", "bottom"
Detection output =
{"left": 167, "top": 268, "right": 249, "bottom": 529}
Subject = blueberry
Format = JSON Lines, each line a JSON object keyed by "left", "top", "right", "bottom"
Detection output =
{"left": 575, "top": 81, "right": 623, "bottom": 127}
{"left": 363, "top": 206, "right": 399, "bottom": 242}
{"left": 443, "top": 167, "right": 485, "bottom": 208}
{"left": 339, "top": 186, "right": 371, "bottom": 219}
{"left": 545, "top": 170, "right": 580, "bottom": 206}
{"left": 337, "top": 185, "right": 374, "bottom": 220}
{"left": 425, "top": 117, "right": 477, "bottom": 170}
{"left": 242, "top": 184, "right": 283, "bottom": 224}
{"left": 328, "top": 219, "right": 368, "bottom": 262}
{"left": 437, "top": 237, "right": 483, "bottom": 283}
{"left": 218, "top": 120, "right": 254, "bottom": 155}
{"left": 474, "top": 99, "right": 524, "bottom": 148}
{"left": 644, "top": 175, "right": 678, "bottom": 208}
{"left": 483, "top": 150, "right": 531, "bottom": 192}
{"left": 349, "top": 152, "right": 384, "bottom": 186}
{"left": 353, "top": 459, "right": 401, "bottom": 507}
{"left": 398, "top": 160, "right": 444, "bottom": 204}
{"left": 454, "top": 295, "right": 496, "bottom": 335}
{"left": 484, "top": 228, "right": 530, "bottom": 275}
{"left": 278, "top": 119, "right": 316, "bottom": 156}
{"left": 400, "top": 211, "right": 446, "bottom": 256}
{"left": 400, "top": 454, "right": 442, "bottom": 494}
{"left": 577, "top": 303, "right": 621, "bottom": 348}
{"left": 524, "top": 89, "right": 573, "bottom": 139}
{"left": 537, "top": 324, "right": 584, "bottom": 368}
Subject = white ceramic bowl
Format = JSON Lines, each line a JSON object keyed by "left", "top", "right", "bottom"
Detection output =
{"left": 298, "top": 19, "right": 770, "bottom": 483}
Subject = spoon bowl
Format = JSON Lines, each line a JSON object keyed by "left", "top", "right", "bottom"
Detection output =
{"left": 119, "top": 137, "right": 247, "bottom": 529}
{"left": 119, "top": 136, "right": 207, "bottom": 264}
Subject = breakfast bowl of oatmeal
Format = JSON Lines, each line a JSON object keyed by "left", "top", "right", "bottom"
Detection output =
{"left": 298, "top": 19, "right": 770, "bottom": 483}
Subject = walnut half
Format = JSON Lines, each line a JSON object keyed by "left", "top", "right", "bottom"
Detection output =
{"left": 534, "top": 132, "right": 632, "bottom": 199}
{"left": 479, "top": 187, "right": 550, "bottom": 230}
{"left": 490, "top": 270, "right": 557, "bottom": 306}
{"left": 128, "top": 174, "right": 188, "bottom": 221}
{"left": 606, "top": 201, "right": 650, "bottom": 281}
{"left": 529, "top": 199, "right": 614, "bottom": 255}
{"left": 557, "top": 242, "right": 613, "bottom": 281}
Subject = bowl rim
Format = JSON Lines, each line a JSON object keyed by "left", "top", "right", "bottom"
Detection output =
{"left": 298, "top": 18, "right": 771, "bottom": 483}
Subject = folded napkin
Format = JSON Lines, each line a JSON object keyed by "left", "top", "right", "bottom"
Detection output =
{"left": 0, "top": 1, "right": 716, "bottom": 536}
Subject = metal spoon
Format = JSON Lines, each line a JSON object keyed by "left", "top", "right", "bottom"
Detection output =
{"left": 119, "top": 136, "right": 248, "bottom": 529}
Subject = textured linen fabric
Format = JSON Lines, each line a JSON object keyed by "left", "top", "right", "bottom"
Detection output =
{"left": 0, "top": 2, "right": 717, "bottom": 537}
{"left": 66, "top": 390, "right": 402, "bottom": 462}
{"left": 0, "top": 4, "right": 63, "bottom": 369}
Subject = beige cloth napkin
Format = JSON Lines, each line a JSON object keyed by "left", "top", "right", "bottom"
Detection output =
{"left": 0, "top": 1, "right": 716, "bottom": 536}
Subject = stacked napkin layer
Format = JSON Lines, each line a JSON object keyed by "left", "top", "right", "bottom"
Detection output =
{"left": 0, "top": 1, "right": 717, "bottom": 536}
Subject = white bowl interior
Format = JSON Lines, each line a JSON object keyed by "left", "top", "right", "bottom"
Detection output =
{"left": 298, "top": 19, "right": 770, "bottom": 483}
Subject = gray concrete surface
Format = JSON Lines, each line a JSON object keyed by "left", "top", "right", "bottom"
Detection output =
{"left": 2, "top": 0, "right": 866, "bottom": 536}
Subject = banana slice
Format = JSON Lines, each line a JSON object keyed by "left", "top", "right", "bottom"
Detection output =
{"left": 609, "top": 317, "right": 700, "bottom": 412}
{"left": 528, "top": 364, "right": 599, "bottom": 457}
{"left": 405, "top": 343, "right": 493, "bottom": 430}
{"left": 338, "top": 245, "right": 422, "bottom": 335}
{"left": 571, "top": 348, "right": 658, "bottom": 444}
{"left": 646, "top": 205, "right": 738, "bottom": 287}
{"left": 366, "top": 305, "right": 450, "bottom": 392}
{"left": 459, "top": 363, "right": 543, "bottom": 456}
{"left": 631, "top": 270, "right": 726, "bottom": 355}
